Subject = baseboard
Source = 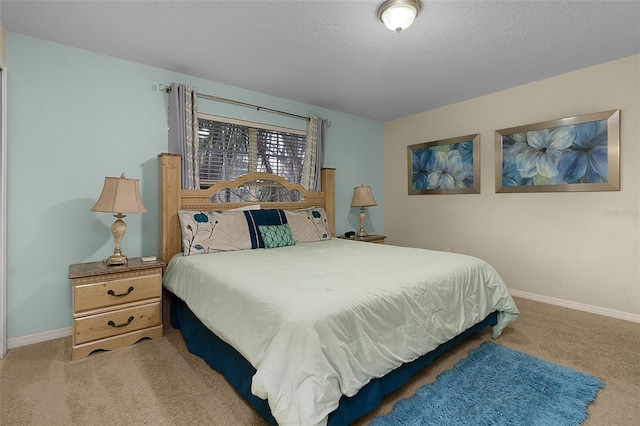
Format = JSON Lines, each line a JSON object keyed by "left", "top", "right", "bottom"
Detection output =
{"left": 509, "top": 289, "right": 640, "bottom": 324}
{"left": 7, "top": 326, "right": 72, "bottom": 350}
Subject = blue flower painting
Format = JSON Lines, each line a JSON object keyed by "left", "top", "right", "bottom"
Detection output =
{"left": 409, "top": 134, "right": 479, "bottom": 194}
{"left": 498, "top": 110, "right": 619, "bottom": 192}
{"left": 502, "top": 120, "right": 607, "bottom": 187}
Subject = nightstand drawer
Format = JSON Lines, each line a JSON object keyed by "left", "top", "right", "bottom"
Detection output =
{"left": 74, "top": 302, "right": 161, "bottom": 345}
{"left": 74, "top": 274, "right": 161, "bottom": 313}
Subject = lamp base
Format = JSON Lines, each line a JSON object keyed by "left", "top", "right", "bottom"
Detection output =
{"left": 357, "top": 206, "right": 369, "bottom": 238}
{"left": 105, "top": 253, "right": 128, "bottom": 266}
{"left": 106, "top": 213, "right": 128, "bottom": 266}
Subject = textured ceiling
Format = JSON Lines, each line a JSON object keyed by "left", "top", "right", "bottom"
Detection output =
{"left": 2, "top": 0, "right": 639, "bottom": 122}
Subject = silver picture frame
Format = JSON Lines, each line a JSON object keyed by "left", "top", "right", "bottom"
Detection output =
{"left": 495, "top": 110, "right": 620, "bottom": 193}
{"left": 408, "top": 134, "right": 480, "bottom": 195}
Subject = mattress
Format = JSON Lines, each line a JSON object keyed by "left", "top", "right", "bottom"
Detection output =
{"left": 163, "top": 239, "right": 519, "bottom": 426}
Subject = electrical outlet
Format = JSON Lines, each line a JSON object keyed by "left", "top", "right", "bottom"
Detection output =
{"left": 444, "top": 247, "right": 452, "bottom": 252}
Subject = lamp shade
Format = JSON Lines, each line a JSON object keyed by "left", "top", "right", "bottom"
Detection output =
{"left": 91, "top": 174, "right": 147, "bottom": 214}
{"left": 377, "top": 0, "right": 421, "bottom": 33}
{"left": 351, "top": 186, "right": 377, "bottom": 208}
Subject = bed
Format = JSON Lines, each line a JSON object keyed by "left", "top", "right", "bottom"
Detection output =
{"left": 158, "top": 153, "right": 519, "bottom": 426}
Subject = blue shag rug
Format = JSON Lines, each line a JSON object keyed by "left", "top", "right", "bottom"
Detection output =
{"left": 371, "top": 341, "right": 604, "bottom": 426}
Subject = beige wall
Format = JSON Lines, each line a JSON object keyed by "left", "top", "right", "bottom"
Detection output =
{"left": 384, "top": 55, "right": 640, "bottom": 318}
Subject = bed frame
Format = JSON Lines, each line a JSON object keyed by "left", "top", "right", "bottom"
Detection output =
{"left": 159, "top": 152, "right": 336, "bottom": 263}
{"left": 158, "top": 153, "right": 498, "bottom": 425}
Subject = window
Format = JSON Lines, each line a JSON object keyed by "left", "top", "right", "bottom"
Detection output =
{"left": 197, "top": 114, "right": 307, "bottom": 189}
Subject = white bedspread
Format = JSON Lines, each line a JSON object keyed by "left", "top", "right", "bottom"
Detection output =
{"left": 163, "top": 239, "right": 519, "bottom": 426}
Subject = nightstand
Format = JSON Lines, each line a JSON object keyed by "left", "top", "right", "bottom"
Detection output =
{"left": 338, "top": 234, "right": 386, "bottom": 244}
{"left": 68, "top": 257, "right": 164, "bottom": 360}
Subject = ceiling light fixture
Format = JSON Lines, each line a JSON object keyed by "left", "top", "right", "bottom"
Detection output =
{"left": 377, "top": 0, "right": 421, "bottom": 33}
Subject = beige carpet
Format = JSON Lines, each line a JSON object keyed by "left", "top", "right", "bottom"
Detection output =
{"left": 1, "top": 297, "right": 638, "bottom": 425}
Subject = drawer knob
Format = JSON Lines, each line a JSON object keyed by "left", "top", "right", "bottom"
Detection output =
{"left": 107, "top": 316, "right": 135, "bottom": 328}
{"left": 107, "top": 286, "right": 135, "bottom": 298}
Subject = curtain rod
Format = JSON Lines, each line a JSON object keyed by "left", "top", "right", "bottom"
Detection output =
{"left": 161, "top": 83, "right": 310, "bottom": 122}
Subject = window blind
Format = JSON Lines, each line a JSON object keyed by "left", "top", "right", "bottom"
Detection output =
{"left": 198, "top": 115, "right": 306, "bottom": 188}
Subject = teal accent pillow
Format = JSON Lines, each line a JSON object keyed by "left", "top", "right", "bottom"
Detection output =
{"left": 258, "top": 224, "right": 296, "bottom": 249}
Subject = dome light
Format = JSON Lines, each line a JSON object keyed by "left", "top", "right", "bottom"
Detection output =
{"left": 377, "top": 0, "right": 422, "bottom": 33}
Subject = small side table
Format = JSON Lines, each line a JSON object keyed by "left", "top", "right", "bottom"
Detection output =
{"left": 338, "top": 234, "right": 386, "bottom": 244}
{"left": 68, "top": 257, "right": 164, "bottom": 360}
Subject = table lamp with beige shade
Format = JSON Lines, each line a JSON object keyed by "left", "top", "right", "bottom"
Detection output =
{"left": 91, "top": 174, "right": 147, "bottom": 266}
{"left": 351, "top": 185, "right": 377, "bottom": 238}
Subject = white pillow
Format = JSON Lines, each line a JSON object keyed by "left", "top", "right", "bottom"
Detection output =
{"left": 284, "top": 208, "right": 332, "bottom": 243}
{"left": 177, "top": 210, "right": 252, "bottom": 255}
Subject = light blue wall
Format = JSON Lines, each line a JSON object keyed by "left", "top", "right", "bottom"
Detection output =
{"left": 6, "top": 33, "right": 383, "bottom": 339}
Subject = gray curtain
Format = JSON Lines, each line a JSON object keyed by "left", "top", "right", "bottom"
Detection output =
{"left": 168, "top": 83, "right": 199, "bottom": 189}
{"left": 301, "top": 116, "right": 328, "bottom": 191}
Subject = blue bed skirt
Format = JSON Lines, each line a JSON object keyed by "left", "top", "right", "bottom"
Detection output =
{"left": 170, "top": 295, "right": 498, "bottom": 426}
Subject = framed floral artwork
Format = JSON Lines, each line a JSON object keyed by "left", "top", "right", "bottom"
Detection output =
{"left": 495, "top": 110, "right": 620, "bottom": 193}
{"left": 408, "top": 134, "right": 480, "bottom": 195}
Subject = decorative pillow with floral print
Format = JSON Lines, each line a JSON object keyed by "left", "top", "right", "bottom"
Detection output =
{"left": 177, "top": 210, "right": 252, "bottom": 255}
{"left": 284, "top": 208, "right": 332, "bottom": 243}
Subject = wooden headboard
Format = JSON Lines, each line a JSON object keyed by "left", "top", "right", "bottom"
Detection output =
{"left": 158, "top": 153, "right": 336, "bottom": 264}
